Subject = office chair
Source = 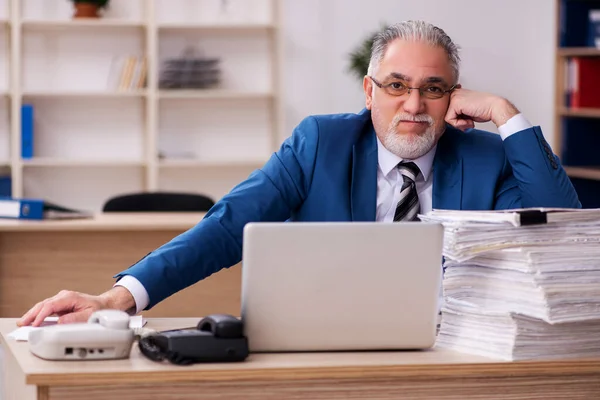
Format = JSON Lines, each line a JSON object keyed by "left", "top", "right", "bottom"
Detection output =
{"left": 102, "top": 192, "right": 215, "bottom": 212}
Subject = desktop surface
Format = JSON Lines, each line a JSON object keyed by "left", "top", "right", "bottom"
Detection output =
{"left": 2, "top": 318, "right": 600, "bottom": 400}
{"left": 0, "top": 212, "right": 206, "bottom": 231}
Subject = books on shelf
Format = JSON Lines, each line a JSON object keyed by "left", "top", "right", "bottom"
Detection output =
{"left": 589, "top": 9, "right": 600, "bottom": 48}
{"left": 421, "top": 208, "right": 600, "bottom": 361}
{"left": 0, "top": 176, "right": 10, "bottom": 197}
{"left": 564, "top": 57, "right": 600, "bottom": 109}
{"left": 108, "top": 55, "right": 148, "bottom": 91}
{"left": 21, "top": 104, "right": 34, "bottom": 159}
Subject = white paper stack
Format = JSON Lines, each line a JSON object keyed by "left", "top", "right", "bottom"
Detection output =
{"left": 421, "top": 208, "right": 600, "bottom": 361}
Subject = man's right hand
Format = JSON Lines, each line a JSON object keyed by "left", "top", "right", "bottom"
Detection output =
{"left": 17, "top": 286, "right": 136, "bottom": 327}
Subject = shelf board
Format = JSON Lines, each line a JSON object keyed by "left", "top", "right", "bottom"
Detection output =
{"left": 22, "top": 90, "right": 147, "bottom": 98}
{"left": 21, "top": 19, "right": 145, "bottom": 30}
{"left": 564, "top": 166, "right": 600, "bottom": 181}
{"left": 560, "top": 107, "right": 600, "bottom": 118}
{"left": 21, "top": 159, "right": 145, "bottom": 167}
{"left": 557, "top": 47, "right": 600, "bottom": 57}
{"left": 157, "top": 23, "right": 275, "bottom": 33}
{"left": 159, "top": 159, "right": 267, "bottom": 168}
{"left": 159, "top": 90, "right": 273, "bottom": 100}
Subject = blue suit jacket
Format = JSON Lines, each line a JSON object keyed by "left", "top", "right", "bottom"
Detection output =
{"left": 117, "top": 109, "right": 581, "bottom": 309}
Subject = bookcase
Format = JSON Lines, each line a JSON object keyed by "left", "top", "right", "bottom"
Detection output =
{"left": 0, "top": 0, "right": 283, "bottom": 211}
{"left": 555, "top": 0, "right": 600, "bottom": 208}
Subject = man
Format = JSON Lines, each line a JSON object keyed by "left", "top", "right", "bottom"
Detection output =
{"left": 19, "top": 21, "right": 580, "bottom": 327}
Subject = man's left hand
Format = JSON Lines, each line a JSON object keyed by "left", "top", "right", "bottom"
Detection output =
{"left": 445, "top": 88, "right": 519, "bottom": 131}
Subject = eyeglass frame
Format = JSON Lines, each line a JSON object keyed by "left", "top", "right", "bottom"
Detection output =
{"left": 368, "top": 76, "right": 456, "bottom": 100}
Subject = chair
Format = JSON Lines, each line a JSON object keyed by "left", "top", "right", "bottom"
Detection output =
{"left": 102, "top": 192, "right": 215, "bottom": 212}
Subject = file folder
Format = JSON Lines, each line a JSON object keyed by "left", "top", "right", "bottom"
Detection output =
{"left": 0, "top": 198, "right": 93, "bottom": 220}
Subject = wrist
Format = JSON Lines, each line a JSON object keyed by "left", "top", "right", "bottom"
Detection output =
{"left": 99, "top": 286, "right": 136, "bottom": 313}
{"left": 492, "top": 98, "right": 519, "bottom": 127}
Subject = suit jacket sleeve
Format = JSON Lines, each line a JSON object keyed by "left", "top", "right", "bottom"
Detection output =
{"left": 114, "top": 116, "right": 321, "bottom": 309}
{"left": 494, "top": 126, "right": 581, "bottom": 209}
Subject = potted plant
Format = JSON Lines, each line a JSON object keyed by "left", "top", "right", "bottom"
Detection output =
{"left": 347, "top": 24, "right": 389, "bottom": 81}
{"left": 70, "top": 0, "right": 110, "bottom": 19}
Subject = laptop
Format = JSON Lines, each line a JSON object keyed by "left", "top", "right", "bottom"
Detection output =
{"left": 240, "top": 221, "right": 444, "bottom": 352}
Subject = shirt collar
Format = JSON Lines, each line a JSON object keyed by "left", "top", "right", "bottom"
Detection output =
{"left": 376, "top": 136, "right": 437, "bottom": 181}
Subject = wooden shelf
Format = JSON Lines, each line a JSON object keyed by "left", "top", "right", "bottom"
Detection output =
{"left": 559, "top": 107, "right": 600, "bottom": 118}
{"left": 159, "top": 159, "right": 267, "bottom": 168}
{"left": 564, "top": 166, "right": 600, "bottom": 181}
{"left": 22, "top": 90, "right": 147, "bottom": 98}
{"left": 0, "top": 0, "right": 282, "bottom": 210}
{"left": 21, "top": 19, "right": 145, "bottom": 30}
{"left": 21, "top": 159, "right": 145, "bottom": 167}
{"left": 158, "top": 90, "right": 273, "bottom": 100}
{"left": 157, "top": 23, "right": 275, "bottom": 33}
{"left": 557, "top": 47, "right": 600, "bottom": 57}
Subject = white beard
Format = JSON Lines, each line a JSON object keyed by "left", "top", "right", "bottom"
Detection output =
{"left": 380, "top": 113, "right": 438, "bottom": 160}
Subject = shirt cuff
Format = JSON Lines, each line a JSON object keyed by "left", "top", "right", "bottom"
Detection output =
{"left": 113, "top": 275, "right": 150, "bottom": 314}
{"left": 497, "top": 113, "right": 533, "bottom": 140}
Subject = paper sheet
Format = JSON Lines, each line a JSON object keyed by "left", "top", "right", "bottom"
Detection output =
{"left": 7, "top": 315, "right": 145, "bottom": 341}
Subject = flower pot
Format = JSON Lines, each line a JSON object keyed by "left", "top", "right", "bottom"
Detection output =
{"left": 73, "top": 3, "right": 100, "bottom": 18}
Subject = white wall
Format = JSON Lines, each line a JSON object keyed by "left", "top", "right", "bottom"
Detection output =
{"left": 281, "top": 0, "right": 556, "bottom": 144}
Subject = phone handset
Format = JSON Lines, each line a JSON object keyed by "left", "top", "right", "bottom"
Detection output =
{"left": 139, "top": 314, "right": 249, "bottom": 365}
{"left": 29, "top": 310, "right": 135, "bottom": 361}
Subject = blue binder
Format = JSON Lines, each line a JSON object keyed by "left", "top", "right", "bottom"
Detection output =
{"left": 0, "top": 197, "right": 44, "bottom": 219}
{"left": 0, "top": 197, "right": 93, "bottom": 220}
{"left": 21, "top": 104, "right": 34, "bottom": 159}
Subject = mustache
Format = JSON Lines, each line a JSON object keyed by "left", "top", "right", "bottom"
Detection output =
{"left": 391, "top": 113, "right": 434, "bottom": 127}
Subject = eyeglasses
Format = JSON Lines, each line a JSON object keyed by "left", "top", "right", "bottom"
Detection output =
{"left": 369, "top": 76, "right": 455, "bottom": 100}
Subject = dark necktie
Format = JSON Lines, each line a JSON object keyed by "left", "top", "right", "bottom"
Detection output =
{"left": 393, "top": 161, "right": 421, "bottom": 222}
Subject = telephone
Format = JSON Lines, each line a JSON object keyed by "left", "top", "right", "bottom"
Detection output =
{"left": 28, "top": 310, "right": 135, "bottom": 361}
{"left": 138, "top": 314, "right": 249, "bottom": 365}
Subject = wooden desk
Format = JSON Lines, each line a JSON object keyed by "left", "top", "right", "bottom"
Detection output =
{"left": 0, "top": 213, "right": 241, "bottom": 318}
{"left": 2, "top": 318, "right": 600, "bottom": 399}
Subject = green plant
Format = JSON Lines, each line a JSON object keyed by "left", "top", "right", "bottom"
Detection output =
{"left": 71, "top": 0, "right": 110, "bottom": 8}
{"left": 347, "top": 24, "right": 388, "bottom": 81}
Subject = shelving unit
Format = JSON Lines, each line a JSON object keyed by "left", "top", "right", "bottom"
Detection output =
{"left": 554, "top": 0, "right": 600, "bottom": 208}
{"left": 1, "top": 0, "right": 283, "bottom": 210}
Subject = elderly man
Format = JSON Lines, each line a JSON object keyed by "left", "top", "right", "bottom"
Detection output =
{"left": 19, "top": 21, "right": 579, "bottom": 326}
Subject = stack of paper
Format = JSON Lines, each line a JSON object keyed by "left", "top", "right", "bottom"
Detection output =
{"left": 438, "top": 298, "right": 600, "bottom": 361}
{"left": 421, "top": 208, "right": 600, "bottom": 360}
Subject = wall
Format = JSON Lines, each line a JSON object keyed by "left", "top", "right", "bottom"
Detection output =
{"left": 282, "top": 0, "right": 556, "bottom": 143}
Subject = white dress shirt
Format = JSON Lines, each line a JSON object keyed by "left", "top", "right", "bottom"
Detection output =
{"left": 117, "top": 114, "right": 533, "bottom": 314}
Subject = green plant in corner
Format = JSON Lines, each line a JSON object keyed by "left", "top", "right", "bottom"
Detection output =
{"left": 347, "top": 24, "right": 389, "bottom": 82}
{"left": 69, "top": 0, "right": 110, "bottom": 19}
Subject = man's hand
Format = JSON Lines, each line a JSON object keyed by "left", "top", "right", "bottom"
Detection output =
{"left": 445, "top": 88, "right": 520, "bottom": 131}
{"left": 17, "top": 286, "right": 136, "bottom": 327}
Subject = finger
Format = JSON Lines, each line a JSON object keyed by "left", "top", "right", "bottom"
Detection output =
{"left": 58, "top": 310, "right": 93, "bottom": 325}
{"left": 31, "top": 295, "right": 77, "bottom": 327}
{"left": 462, "top": 120, "right": 475, "bottom": 131}
{"left": 17, "top": 301, "right": 46, "bottom": 327}
{"left": 454, "top": 118, "right": 474, "bottom": 132}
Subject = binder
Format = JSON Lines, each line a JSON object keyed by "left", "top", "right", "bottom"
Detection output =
{"left": 0, "top": 198, "right": 93, "bottom": 220}
{"left": 21, "top": 104, "right": 34, "bottom": 159}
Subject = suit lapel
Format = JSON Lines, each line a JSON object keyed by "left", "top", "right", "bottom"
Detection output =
{"left": 432, "top": 127, "right": 463, "bottom": 210}
{"left": 350, "top": 126, "right": 378, "bottom": 221}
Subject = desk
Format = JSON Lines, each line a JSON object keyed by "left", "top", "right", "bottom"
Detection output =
{"left": 0, "top": 213, "right": 241, "bottom": 318}
{"left": 2, "top": 319, "right": 600, "bottom": 399}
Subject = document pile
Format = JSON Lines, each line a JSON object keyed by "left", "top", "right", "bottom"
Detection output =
{"left": 420, "top": 208, "right": 600, "bottom": 361}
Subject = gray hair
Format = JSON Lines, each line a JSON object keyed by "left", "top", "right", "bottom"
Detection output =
{"left": 367, "top": 21, "right": 461, "bottom": 83}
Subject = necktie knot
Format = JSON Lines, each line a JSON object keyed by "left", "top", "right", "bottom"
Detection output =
{"left": 397, "top": 161, "right": 420, "bottom": 183}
